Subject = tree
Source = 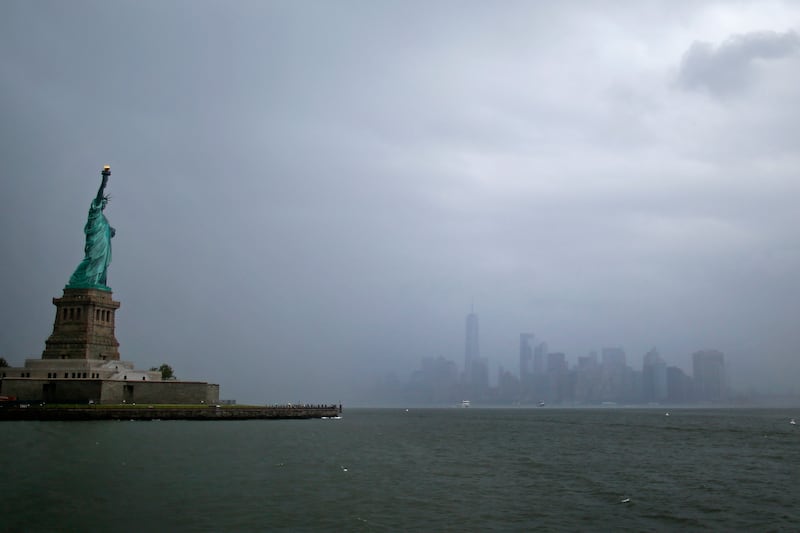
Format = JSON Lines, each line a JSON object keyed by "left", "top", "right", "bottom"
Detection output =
{"left": 0, "top": 357, "right": 8, "bottom": 368}
{"left": 150, "top": 364, "right": 175, "bottom": 380}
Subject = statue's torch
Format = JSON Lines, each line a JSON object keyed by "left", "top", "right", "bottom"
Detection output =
{"left": 102, "top": 165, "right": 111, "bottom": 178}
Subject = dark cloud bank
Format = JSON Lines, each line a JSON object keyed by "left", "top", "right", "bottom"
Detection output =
{"left": 1, "top": 2, "right": 799, "bottom": 404}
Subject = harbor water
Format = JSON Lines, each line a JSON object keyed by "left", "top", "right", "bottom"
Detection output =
{"left": 2, "top": 408, "right": 799, "bottom": 531}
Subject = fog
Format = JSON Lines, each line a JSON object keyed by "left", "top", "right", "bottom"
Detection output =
{"left": 2, "top": 1, "right": 799, "bottom": 404}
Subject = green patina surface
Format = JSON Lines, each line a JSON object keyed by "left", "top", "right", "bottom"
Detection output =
{"left": 66, "top": 167, "right": 115, "bottom": 291}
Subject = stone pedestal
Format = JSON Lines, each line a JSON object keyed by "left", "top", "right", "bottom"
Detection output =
{"left": 42, "top": 288, "right": 120, "bottom": 361}
{"left": 2, "top": 285, "right": 221, "bottom": 406}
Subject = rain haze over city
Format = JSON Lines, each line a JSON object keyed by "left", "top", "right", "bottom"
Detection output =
{"left": 2, "top": 1, "right": 800, "bottom": 405}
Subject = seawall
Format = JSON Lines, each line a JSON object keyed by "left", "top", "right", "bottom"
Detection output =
{"left": 0, "top": 404, "right": 342, "bottom": 421}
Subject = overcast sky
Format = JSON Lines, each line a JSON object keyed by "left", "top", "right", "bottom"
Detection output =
{"left": 2, "top": 1, "right": 799, "bottom": 403}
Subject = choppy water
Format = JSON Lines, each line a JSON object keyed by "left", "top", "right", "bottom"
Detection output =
{"left": 2, "top": 408, "right": 799, "bottom": 531}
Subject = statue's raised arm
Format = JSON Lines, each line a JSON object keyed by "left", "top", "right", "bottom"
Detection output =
{"left": 95, "top": 165, "right": 110, "bottom": 204}
{"left": 66, "top": 166, "right": 116, "bottom": 291}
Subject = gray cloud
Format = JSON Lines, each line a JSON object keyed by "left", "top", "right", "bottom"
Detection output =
{"left": 2, "top": 2, "right": 800, "bottom": 403}
{"left": 678, "top": 30, "right": 800, "bottom": 95}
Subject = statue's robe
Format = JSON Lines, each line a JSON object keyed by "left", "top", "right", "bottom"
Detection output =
{"left": 67, "top": 198, "right": 114, "bottom": 290}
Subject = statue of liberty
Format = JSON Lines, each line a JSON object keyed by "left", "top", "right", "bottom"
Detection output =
{"left": 66, "top": 166, "right": 116, "bottom": 291}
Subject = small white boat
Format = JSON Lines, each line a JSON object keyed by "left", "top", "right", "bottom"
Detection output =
{"left": 461, "top": 400, "right": 470, "bottom": 408}
{"left": 790, "top": 418, "right": 796, "bottom": 425}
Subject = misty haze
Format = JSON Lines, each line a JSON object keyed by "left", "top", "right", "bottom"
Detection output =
{"left": 2, "top": 2, "right": 800, "bottom": 407}
{"left": 3, "top": 3, "right": 800, "bottom": 532}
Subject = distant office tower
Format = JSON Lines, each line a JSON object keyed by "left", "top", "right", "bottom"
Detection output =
{"left": 642, "top": 348, "right": 667, "bottom": 403}
{"left": 414, "top": 356, "right": 459, "bottom": 404}
{"left": 546, "top": 352, "right": 569, "bottom": 404}
{"left": 519, "top": 333, "right": 535, "bottom": 381}
{"left": 693, "top": 350, "right": 725, "bottom": 402}
{"left": 580, "top": 350, "right": 598, "bottom": 367}
{"left": 601, "top": 347, "right": 626, "bottom": 368}
{"left": 464, "top": 310, "right": 480, "bottom": 383}
{"left": 497, "top": 365, "right": 520, "bottom": 403}
{"left": 599, "top": 347, "right": 629, "bottom": 403}
{"left": 533, "top": 342, "right": 547, "bottom": 375}
{"left": 575, "top": 351, "right": 599, "bottom": 404}
{"left": 471, "top": 357, "right": 490, "bottom": 392}
{"left": 546, "top": 352, "right": 567, "bottom": 373}
{"left": 666, "top": 366, "right": 691, "bottom": 403}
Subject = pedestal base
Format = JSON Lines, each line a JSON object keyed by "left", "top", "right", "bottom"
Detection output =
{"left": 42, "top": 288, "right": 120, "bottom": 361}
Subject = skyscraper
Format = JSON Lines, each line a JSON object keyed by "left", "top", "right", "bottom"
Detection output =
{"left": 599, "top": 347, "right": 629, "bottom": 403}
{"left": 693, "top": 350, "right": 725, "bottom": 402}
{"left": 464, "top": 309, "right": 479, "bottom": 384}
{"left": 533, "top": 342, "right": 548, "bottom": 376}
{"left": 546, "top": 352, "right": 569, "bottom": 404}
{"left": 519, "top": 333, "right": 535, "bottom": 382}
{"left": 601, "top": 347, "right": 626, "bottom": 368}
{"left": 666, "top": 366, "right": 692, "bottom": 403}
{"left": 642, "top": 348, "right": 667, "bottom": 403}
{"left": 575, "top": 351, "right": 599, "bottom": 404}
